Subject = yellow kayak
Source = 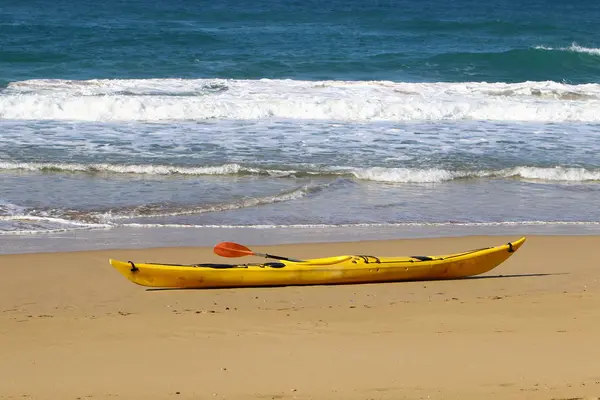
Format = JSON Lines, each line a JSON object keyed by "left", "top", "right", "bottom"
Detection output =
{"left": 108, "top": 237, "right": 526, "bottom": 289}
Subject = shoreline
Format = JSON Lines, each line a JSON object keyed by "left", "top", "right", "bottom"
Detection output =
{"left": 2, "top": 235, "right": 600, "bottom": 399}
{"left": 3, "top": 222, "right": 600, "bottom": 255}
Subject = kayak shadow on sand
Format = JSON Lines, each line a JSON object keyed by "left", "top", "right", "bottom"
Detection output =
{"left": 458, "top": 272, "right": 567, "bottom": 280}
{"left": 144, "top": 272, "right": 566, "bottom": 291}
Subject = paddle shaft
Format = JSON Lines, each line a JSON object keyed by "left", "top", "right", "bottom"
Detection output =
{"left": 253, "top": 251, "right": 304, "bottom": 263}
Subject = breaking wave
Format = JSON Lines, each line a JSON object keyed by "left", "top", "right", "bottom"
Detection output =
{"left": 2, "top": 161, "right": 599, "bottom": 183}
{"left": 534, "top": 43, "right": 600, "bottom": 56}
{"left": 2, "top": 78, "right": 600, "bottom": 122}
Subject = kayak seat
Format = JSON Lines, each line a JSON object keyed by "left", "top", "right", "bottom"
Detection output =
{"left": 411, "top": 256, "right": 434, "bottom": 261}
{"left": 193, "top": 263, "right": 239, "bottom": 269}
{"left": 264, "top": 262, "right": 286, "bottom": 268}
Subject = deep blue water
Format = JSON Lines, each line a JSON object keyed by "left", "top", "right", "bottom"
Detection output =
{"left": 2, "top": 0, "right": 600, "bottom": 84}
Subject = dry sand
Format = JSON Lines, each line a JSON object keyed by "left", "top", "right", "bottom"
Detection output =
{"left": 1, "top": 235, "right": 600, "bottom": 400}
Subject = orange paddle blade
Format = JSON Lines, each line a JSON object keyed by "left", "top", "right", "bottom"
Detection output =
{"left": 214, "top": 242, "right": 255, "bottom": 258}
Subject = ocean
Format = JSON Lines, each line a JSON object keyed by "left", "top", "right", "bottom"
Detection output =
{"left": 1, "top": 0, "right": 600, "bottom": 253}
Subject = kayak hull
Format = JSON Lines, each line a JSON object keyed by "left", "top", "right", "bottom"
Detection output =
{"left": 109, "top": 237, "right": 526, "bottom": 289}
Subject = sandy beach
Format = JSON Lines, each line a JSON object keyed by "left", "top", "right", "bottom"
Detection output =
{"left": 1, "top": 235, "right": 600, "bottom": 399}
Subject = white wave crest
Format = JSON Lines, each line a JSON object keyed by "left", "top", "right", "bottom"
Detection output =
{"left": 2, "top": 78, "right": 600, "bottom": 122}
{"left": 0, "top": 215, "right": 111, "bottom": 235}
{"left": 352, "top": 166, "right": 600, "bottom": 183}
{"left": 2, "top": 161, "right": 599, "bottom": 183}
{"left": 501, "top": 166, "right": 600, "bottom": 181}
{"left": 101, "top": 185, "right": 319, "bottom": 221}
{"left": 4, "top": 219, "right": 599, "bottom": 235}
{"left": 86, "top": 220, "right": 600, "bottom": 229}
{"left": 0, "top": 161, "right": 255, "bottom": 175}
{"left": 0, "top": 215, "right": 111, "bottom": 227}
{"left": 352, "top": 167, "right": 467, "bottom": 183}
{"left": 5, "top": 78, "right": 229, "bottom": 96}
{"left": 535, "top": 43, "right": 600, "bottom": 56}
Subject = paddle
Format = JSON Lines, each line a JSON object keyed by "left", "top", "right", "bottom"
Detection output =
{"left": 213, "top": 242, "right": 304, "bottom": 262}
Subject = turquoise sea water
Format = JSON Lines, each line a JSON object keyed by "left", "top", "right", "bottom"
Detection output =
{"left": 1, "top": 0, "right": 600, "bottom": 252}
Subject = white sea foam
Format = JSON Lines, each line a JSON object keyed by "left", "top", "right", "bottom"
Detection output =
{"left": 503, "top": 166, "right": 600, "bottom": 181}
{"left": 0, "top": 215, "right": 111, "bottom": 227}
{"left": 102, "top": 184, "right": 317, "bottom": 221}
{"left": 0, "top": 161, "right": 309, "bottom": 178}
{"left": 0, "top": 200, "right": 26, "bottom": 216}
{"left": 0, "top": 226, "right": 108, "bottom": 235}
{"left": 0, "top": 215, "right": 112, "bottom": 235}
{"left": 352, "top": 167, "right": 468, "bottom": 183}
{"left": 48, "top": 220, "right": 600, "bottom": 230}
{"left": 2, "top": 161, "right": 599, "bottom": 183}
{"left": 2, "top": 78, "right": 600, "bottom": 122}
{"left": 0, "top": 161, "right": 254, "bottom": 175}
{"left": 3, "top": 219, "right": 599, "bottom": 236}
{"left": 535, "top": 43, "right": 600, "bottom": 56}
{"left": 354, "top": 166, "right": 600, "bottom": 183}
